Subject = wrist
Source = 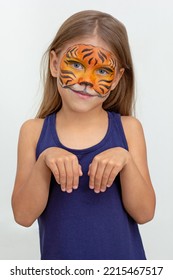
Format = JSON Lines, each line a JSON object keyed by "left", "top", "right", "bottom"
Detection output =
{"left": 124, "top": 149, "right": 132, "bottom": 167}
{"left": 38, "top": 151, "right": 50, "bottom": 171}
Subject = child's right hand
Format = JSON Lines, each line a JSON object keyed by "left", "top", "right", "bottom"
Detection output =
{"left": 41, "top": 147, "right": 83, "bottom": 193}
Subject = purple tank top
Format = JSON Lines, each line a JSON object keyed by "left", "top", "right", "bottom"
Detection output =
{"left": 36, "top": 111, "right": 146, "bottom": 260}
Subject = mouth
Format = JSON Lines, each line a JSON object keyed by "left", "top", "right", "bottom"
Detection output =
{"left": 62, "top": 84, "right": 109, "bottom": 99}
{"left": 72, "top": 89, "right": 109, "bottom": 99}
{"left": 71, "top": 89, "right": 96, "bottom": 98}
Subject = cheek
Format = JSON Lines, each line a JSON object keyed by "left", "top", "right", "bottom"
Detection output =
{"left": 93, "top": 73, "right": 115, "bottom": 95}
{"left": 59, "top": 62, "right": 79, "bottom": 86}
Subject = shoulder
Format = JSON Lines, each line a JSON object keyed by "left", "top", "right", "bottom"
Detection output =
{"left": 121, "top": 116, "right": 143, "bottom": 133}
{"left": 120, "top": 116, "right": 145, "bottom": 149}
{"left": 20, "top": 118, "right": 44, "bottom": 131}
{"left": 19, "top": 118, "right": 45, "bottom": 147}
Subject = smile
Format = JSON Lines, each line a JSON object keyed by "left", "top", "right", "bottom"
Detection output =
{"left": 69, "top": 88, "right": 107, "bottom": 99}
{"left": 71, "top": 89, "right": 96, "bottom": 98}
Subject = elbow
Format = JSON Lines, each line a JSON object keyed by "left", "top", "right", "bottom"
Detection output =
{"left": 128, "top": 195, "right": 156, "bottom": 225}
{"left": 14, "top": 214, "right": 35, "bottom": 227}
{"left": 12, "top": 208, "right": 35, "bottom": 227}
{"left": 12, "top": 198, "right": 36, "bottom": 227}
{"left": 136, "top": 213, "right": 154, "bottom": 225}
{"left": 135, "top": 208, "right": 155, "bottom": 225}
{"left": 14, "top": 216, "right": 34, "bottom": 228}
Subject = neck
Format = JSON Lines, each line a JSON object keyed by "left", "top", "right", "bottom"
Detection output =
{"left": 57, "top": 107, "right": 107, "bottom": 128}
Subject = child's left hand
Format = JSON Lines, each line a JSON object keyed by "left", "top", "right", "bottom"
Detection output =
{"left": 88, "top": 147, "right": 130, "bottom": 193}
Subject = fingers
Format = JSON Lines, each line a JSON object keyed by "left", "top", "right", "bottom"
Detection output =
{"left": 78, "top": 164, "right": 83, "bottom": 176}
{"left": 59, "top": 155, "right": 82, "bottom": 193}
{"left": 44, "top": 148, "right": 82, "bottom": 193}
{"left": 58, "top": 159, "right": 68, "bottom": 192}
{"left": 88, "top": 148, "right": 129, "bottom": 193}
{"left": 88, "top": 158, "right": 120, "bottom": 193}
{"left": 57, "top": 160, "right": 83, "bottom": 193}
{"left": 52, "top": 164, "right": 60, "bottom": 184}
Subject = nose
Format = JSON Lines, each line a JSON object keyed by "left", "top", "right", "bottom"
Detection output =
{"left": 79, "top": 81, "right": 93, "bottom": 87}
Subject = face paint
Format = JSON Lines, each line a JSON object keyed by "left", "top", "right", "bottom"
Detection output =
{"left": 59, "top": 44, "right": 116, "bottom": 97}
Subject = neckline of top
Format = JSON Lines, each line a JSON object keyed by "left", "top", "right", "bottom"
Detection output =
{"left": 49, "top": 111, "right": 114, "bottom": 155}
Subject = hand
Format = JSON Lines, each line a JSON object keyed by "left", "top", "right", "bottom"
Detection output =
{"left": 41, "top": 147, "right": 83, "bottom": 193}
{"left": 88, "top": 147, "right": 130, "bottom": 193}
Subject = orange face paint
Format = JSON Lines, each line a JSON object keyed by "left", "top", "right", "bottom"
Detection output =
{"left": 59, "top": 44, "right": 116, "bottom": 96}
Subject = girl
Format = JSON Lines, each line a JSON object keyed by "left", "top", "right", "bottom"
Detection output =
{"left": 12, "top": 10, "right": 156, "bottom": 260}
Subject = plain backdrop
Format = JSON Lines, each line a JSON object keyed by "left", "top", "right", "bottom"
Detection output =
{"left": 0, "top": 0, "right": 173, "bottom": 260}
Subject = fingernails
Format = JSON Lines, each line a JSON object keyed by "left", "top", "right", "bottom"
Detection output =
{"left": 94, "top": 189, "right": 100, "bottom": 193}
{"left": 61, "top": 187, "right": 79, "bottom": 193}
{"left": 89, "top": 185, "right": 94, "bottom": 189}
{"left": 66, "top": 189, "right": 73, "bottom": 193}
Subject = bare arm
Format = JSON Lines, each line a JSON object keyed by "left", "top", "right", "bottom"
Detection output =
{"left": 120, "top": 116, "right": 156, "bottom": 224}
{"left": 11, "top": 119, "right": 51, "bottom": 227}
{"left": 88, "top": 116, "right": 156, "bottom": 224}
{"left": 12, "top": 119, "right": 83, "bottom": 227}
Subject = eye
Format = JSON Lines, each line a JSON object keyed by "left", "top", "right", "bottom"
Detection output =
{"left": 69, "top": 60, "right": 84, "bottom": 70}
{"left": 96, "top": 68, "right": 109, "bottom": 75}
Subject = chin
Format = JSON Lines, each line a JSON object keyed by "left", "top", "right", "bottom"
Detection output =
{"left": 67, "top": 102, "right": 102, "bottom": 114}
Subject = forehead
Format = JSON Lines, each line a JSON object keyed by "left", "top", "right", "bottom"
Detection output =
{"left": 62, "top": 44, "right": 116, "bottom": 64}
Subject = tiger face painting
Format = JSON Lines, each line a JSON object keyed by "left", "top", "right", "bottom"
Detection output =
{"left": 59, "top": 44, "right": 117, "bottom": 97}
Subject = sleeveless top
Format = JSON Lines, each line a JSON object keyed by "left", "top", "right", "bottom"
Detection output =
{"left": 36, "top": 111, "right": 146, "bottom": 260}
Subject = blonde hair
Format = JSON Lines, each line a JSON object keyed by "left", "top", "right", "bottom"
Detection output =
{"left": 37, "top": 10, "right": 135, "bottom": 118}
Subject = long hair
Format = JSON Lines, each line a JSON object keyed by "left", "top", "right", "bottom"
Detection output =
{"left": 37, "top": 10, "right": 135, "bottom": 118}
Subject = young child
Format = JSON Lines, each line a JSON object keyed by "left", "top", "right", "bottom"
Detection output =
{"left": 12, "top": 10, "right": 156, "bottom": 260}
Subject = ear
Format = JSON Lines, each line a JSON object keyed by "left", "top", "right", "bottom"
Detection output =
{"left": 111, "top": 68, "right": 125, "bottom": 91}
{"left": 50, "top": 50, "right": 59, "bottom": 77}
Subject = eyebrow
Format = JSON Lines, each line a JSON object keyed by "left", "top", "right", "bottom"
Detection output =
{"left": 66, "top": 58, "right": 84, "bottom": 64}
{"left": 82, "top": 51, "right": 94, "bottom": 60}
{"left": 81, "top": 48, "right": 93, "bottom": 53}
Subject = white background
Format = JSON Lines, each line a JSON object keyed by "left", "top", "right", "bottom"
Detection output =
{"left": 0, "top": 0, "right": 173, "bottom": 260}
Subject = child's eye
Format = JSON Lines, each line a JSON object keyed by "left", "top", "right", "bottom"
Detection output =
{"left": 69, "top": 61, "right": 84, "bottom": 70}
{"left": 96, "top": 68, "right": 109, "bottom": 75}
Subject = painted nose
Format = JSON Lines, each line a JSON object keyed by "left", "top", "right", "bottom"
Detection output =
{"left": 79, "top": 81, "right": 93, "bottom": 87}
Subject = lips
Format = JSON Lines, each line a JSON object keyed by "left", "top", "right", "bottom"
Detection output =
{"left": 72, "top": 89, "right": 95, "bottom": 98}
{"left": 66, "top": 85, "right": 107, "bottom": 99}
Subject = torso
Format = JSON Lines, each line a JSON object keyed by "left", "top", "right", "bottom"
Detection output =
{"left": 35, "top": 111, "right": 146, "bottom": 260}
